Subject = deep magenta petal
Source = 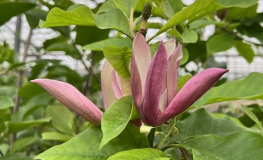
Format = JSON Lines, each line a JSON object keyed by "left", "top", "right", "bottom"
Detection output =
{"left": 31, "top": 79, "right": 103, "bottom": 125}
{"left": 142, "top": 41, "right": 168, "bottom": 124}
{"left": 154, "top": 68, "right": 228, "bottom": 126}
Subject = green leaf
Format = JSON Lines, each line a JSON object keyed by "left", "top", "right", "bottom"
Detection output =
{"left": 189, "top": 19, "right": 224, "bottom": 30}
{"left": 182, "top": 131, "right": 263, "bottom": 160}
{"left": 181, "top": 47, "right": 189, "bottom": 65}
{"left": 6, "top": 117, "right": 51, "bottom": 135}
{"left": 75, "top": 26, "right": 110, "bottom": 46}
{"left": 108, "top": 148, "right": 169, "bottom": 160}
{"left": 0, "top": 96, "right": 14, "bottom": 109}
{"left": 149, "top": 0, "right": 216, "bottom": 41}
{"left": 0, "top": 1, "right": 36, "bottom": 26}
{"left": 206, "top": 33, "right": 235, "bottom": 56}
{"left": 113, "top": 0, "right": 139, "bottom": 17}
{"left": 25, "top": 8, "right": 48, "bottom": 28}
{"left": 226, "top": 4, "right": 258, "bottom": 20}
{"left": 100, "top": 96, "right": 140, "bottom": 149}
{"left": 18, "top": 83, "right": 45, "bottom": 99}
{"left": 193, "top": 72, "right": 263, "bottom": 107}
{"left": 172, "top": 109, "right": 247, "bottom": 142}
{"left": 0, "top": 109, "right": 11, "bottom": 134}
{"left": 0, "top": 153, "right": 32, "bottom": 160}
{"left": 42, "top": 6, "right": 131, "bottom": 37}
{"left": 217, "top": 0, "right": 258, "bottom": 8}
{"left": 47, "top": 105, "right": 76, "bottom": 135}
{"left": 42, "top": 131, "right": 73, "bottom": 142}
{"left": 103, "top": 46, "right": 132, "bottom": 78}
{"left": 168, "top": 29, "right": 198, "bottom": 43}
{"left": 12, "top": 92, "right": 53, "bottom": 122}
{"left": 164, "top": 0, "right": 184, "bottom": 18}
{"left": 42, "top": 6, "right": 95, "bottom": 27}
{"left": 34, "top": 124, "right": 149, "bottom": 160}
{"left": 93, "top": 8, "right": 131, "bottom": 37}
{"left": 11, "top": 136, "right": 38, "bottom": 153}
{"left": 177, "top": 74, "right": 191, "bottom": 92}
{"left": 97, "top": 0, "right": 117, "bottom": 14}
{"left": 238, "top": 23, "right": 263, "bottom": 43}
{"left": 83, "top": 37, "right": 132, "bottom": 51}
{"left": 241, "top": 104, "right": 262, "bottom": 128}
{"left": 235, "top": 40, "right": 254, "bottom": 63}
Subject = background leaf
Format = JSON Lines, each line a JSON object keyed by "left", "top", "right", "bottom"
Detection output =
{"left": 34, "top": 124, "right": 149, "bottom": 160}
{"left": 108, "top": 148, "right": 169, "bottom": 160}
{"left": 193, "top": 72, "right": 263, "bottom": 107}
{"left": 235, "top": 40, "right": 254, "bottom": 63}
{"left": 182, "top": 131, "right": 263, "bottom": 160}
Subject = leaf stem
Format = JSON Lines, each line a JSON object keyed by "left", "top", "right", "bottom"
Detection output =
{"left": 155, "top": 118, "right": 177, "bottom": 149}
{"left": 180, "top": 148, "right": 192, "bottom": 160}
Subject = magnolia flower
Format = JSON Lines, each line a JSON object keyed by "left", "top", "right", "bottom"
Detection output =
{"left": 131, "top": 32, "right": 228, "bottom": 126}
{"left": 31, "top": 60, "right": 121, "bottom": 125}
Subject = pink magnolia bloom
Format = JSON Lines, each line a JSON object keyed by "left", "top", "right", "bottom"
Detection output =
{"left": 131, "top": 32, "right": 228, "bottom": 126}
{"left": 31, "top": 60, "right": 120, "bottom": 125}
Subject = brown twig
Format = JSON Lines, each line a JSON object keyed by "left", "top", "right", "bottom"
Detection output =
{"left": 180, "top": 148, "right": 192, "bottom": 160}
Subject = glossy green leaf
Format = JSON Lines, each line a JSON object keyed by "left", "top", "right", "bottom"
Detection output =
{"left": 113, "top": 0, "right": 139, "bottom": 17}
{"left": 108, "top": 148, "right": 169, "bottom": 160}
{"left": 241, "top": 104, "right": 262, "bottom": 128}
{"left": 0, "top": 1, "right": 36, "bottom": 26}
{"left": 6, "top": 117, "right": 51, "bottom": 135}
{"left": 100, "top": 96, "right": 140, "bottom": 149}
{"left": 0, "top": 96, "right": 14, "bottom": 109}
{"left": 42, "top": 131, "right": 72, "bottom": 142}
{"left": 206, "top": 33, "right": 235, "bottom": 56}
{"left": 11, "top": 136, "right": 38, "bottom": 153}
{"left": 42, "top": 6, "right": 131, "bottom": 37}
{"left": 217, "top": 0, "right": 258, "bottom": 8}
{"left": 47, "top": 105, "right": 76, "bottom": 135}
{"left": 93, "top": 8, "right": 131, "bottom": 37}
{"left": 182, "top": 131, "right": 263, "bottom": 160}
{"left": 103, "top": 46, "right": 132, "bottom": 78}
{"left": 83, "top": 37, "right": 132, "bottom": 51}
{"left": 149, "top": 0, "right": 216, "bottom": 41}
{"left": 193, "top": 72, "right": 263, "bottom": 107}
{"left": 42, "top": 6, "right": 95, "bottom": 27}
{"left": 172, "top": 109, "right": 246, "bottom": 142}
{"left": 34, "top": 124, "right": 149, "bottom": 160}
{"left": 235, "top": 40, "right": 254, "bottom": 63}
{"left": 226, "top": 4, "right": 258, "bottom": 20}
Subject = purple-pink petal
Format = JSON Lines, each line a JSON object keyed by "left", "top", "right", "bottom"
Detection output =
{"left": 154, "top": 68, "right": 228, "bottom": 126}
{"left": 31, "top": 79, "right": 103, "bottom": 125}
{"left": 112, "top": 71, "right": 123, "bottom": 99}
{"left": 142, "top": 41, "right": 168, "bottom": 124}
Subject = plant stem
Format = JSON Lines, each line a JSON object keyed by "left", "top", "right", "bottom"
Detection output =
{"left": 11, "top": 28, "right": 33, "bottom": 148}
{"left": 180, "top": 148, "right": 192, "bottom": 160}
{"left": 155, "top": 118, "right": 177, "bottom": 149}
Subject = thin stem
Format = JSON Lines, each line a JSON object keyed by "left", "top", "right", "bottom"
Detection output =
{"left": 180, "top": 148, "right": 192, "bottom": 160}
{"left": 11, "top": 28, "right": 33, "bottom": 148}
{"left": 155, "top": 118, "right": 177, "bottom": 149}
